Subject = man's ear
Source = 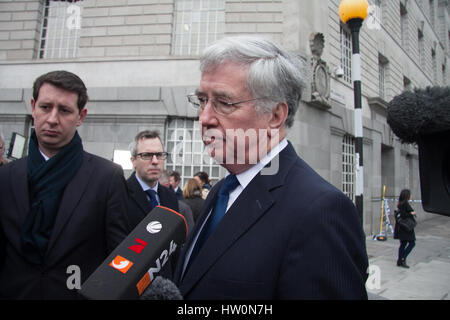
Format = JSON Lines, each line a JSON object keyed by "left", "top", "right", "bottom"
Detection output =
{"left": 77, "top": 107, "right": 87, "bottom": 126}
{"left": 268, "top": 102, "right": 288, "bottom": 130}
{"left": 31, "top": 98, "right": 36, "bottom": 117}
{"left": 130, "top": 156, "right": 137, "bottom": 169}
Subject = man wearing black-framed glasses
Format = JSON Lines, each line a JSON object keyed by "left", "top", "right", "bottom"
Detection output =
{"left": 174, "top": 36, "right": 368, "bottom": 300}
{"left": 126, "top": 130, "right": 180, "bottom": 281}
{"left": 126, "top": 130, "right": 179, "bottom": 230}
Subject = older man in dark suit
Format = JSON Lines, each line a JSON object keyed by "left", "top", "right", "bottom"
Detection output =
{"left": 0, "top": 71, "right": 130, "bottom": 299}
{"left": 174, "top": 36, "right": 368, "bottom": 299}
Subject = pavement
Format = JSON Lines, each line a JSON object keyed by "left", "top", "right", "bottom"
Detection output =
{"left": 365, "top": 213, "right": 450, "bottom": 300}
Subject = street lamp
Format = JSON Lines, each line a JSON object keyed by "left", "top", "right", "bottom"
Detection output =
{"left": 338, "top": 0, "right": 368, "bottom": 225}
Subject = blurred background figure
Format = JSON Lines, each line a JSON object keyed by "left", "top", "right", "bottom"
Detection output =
{"left": 182, "top": 178, "right": 205, "bottom": 223}
{"left": 194, "top": 171, "right": 212, "bottom": 200}
{"left": 0, "top": 130, "right": 8, "bottom": 166}
{"left": 169, "top": 170, "right": 183, "bottom": 200}
{"left": 159, "top": 170, "right": 194, "bottom": 233}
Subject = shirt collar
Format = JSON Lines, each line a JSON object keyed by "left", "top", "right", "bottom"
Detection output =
{"left": 135, "top": 173, "right": 159, "bottom": 192}
{"left": 39, "top": 148, "right": 50, "bottom": 161}
{"left": 233, "top": 138, "right": 288, "bottom": 189}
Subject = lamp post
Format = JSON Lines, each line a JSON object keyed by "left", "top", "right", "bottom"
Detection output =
{"left": 338, "top": 0, "right": 368, "bottom": 225}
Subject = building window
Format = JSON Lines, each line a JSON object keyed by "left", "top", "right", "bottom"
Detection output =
{"left": 403, "top": 76, "right": 412, "bottom": 91}
{"left": 400, "top": 3, "right": 408, "bottom": 48}
{"left": 340, "top": 24, "right": 352, "bottom": 84}
{"left": 378, "top": 54, "right": 388, "bottom": 100}
{"left": 432, "top": 49, "right": 437, "bottom": 83}
{"left": 443, "top": 64, "right": 447, "bottom": 86}
{"left": 418, "top": 29, "right": 425, "bottom": 69}
{"left": 342, "top": 134, "right": 355, "bottom": 202}
{"left": 172, "top": 0, "right": 225, "bottom": 55}
{"left": 429, "top": 0, "right": 435, "bottom": 28}
{"left": 375, "top": 0, "right": 383, "bottom": 24}
{"left": 165, "top": 118, "right": 221, "bottom": 187}
{"left": 38, "top": 0, "right": 83, "bottom": 59}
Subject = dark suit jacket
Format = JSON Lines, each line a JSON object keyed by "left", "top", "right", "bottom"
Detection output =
{"left": 182, "top": 195, "right": 205, "bottom": 223}
{"left": 126, "top": 172, "right": 179, "bottom": 230}
{"left": 0, "top": 152, "right": 130, "bottom": 299}
{"left": 174, "top": 187, "right": 183, "bottom": 200}
{"left": 174, "top": 142, "right": 368, "bottom": 299}
{"left": 126, "top": 172, "right": 180, "bottom": 280}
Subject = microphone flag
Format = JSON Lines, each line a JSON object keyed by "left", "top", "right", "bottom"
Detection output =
{"left": 79, "top": 206, "right": 187, "bottom": 300}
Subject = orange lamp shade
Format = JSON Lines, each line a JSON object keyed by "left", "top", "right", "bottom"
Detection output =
{"left": 338, "top": 0, "right": 369, "bottom": 23}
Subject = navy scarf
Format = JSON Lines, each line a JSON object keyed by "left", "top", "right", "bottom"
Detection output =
{"left": 21, "top": 131, "right": 84, "bottom": 265}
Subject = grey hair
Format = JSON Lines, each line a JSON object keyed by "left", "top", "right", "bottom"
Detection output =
{"left": 159, "top": 170, "right": 170, "bottom": 186}
{"left": 199, "top": 36, "right": 307, "bottom": 128}
{"left": 129, "top": 130, "right": 162, "bottom": 157}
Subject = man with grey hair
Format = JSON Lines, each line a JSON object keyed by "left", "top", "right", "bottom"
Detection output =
{"left": 126, "top": 130, "right": 180, "bottom": 280}
{"left": 174, "top": 36, "right": 368, "bottom": 299}
{"left": 126, "top": 130, "right": 179, "bottom": 229}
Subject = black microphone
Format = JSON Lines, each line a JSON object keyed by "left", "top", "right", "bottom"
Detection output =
{"left": 387, "top": 86, "right": 450, "bottom": 144}
{"left": 387, "top": 86, "right": 450, "bottom": 216}
{"left": 140, "top": 276, "right": 183, "bottom": 300}
{"left": 78, "top": 206, "right": 188, "bottom": 300}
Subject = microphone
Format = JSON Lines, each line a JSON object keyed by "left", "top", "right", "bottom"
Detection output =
{"left": 78, "top": 206, "right": 188, "bottom": 300}
{"left": 387, "top": 86, "right": 450, "bottom": 216}
{"left": 140, "top": 276, "right": 183, "bottom": 300}
{"left": 387, "top": 86, "right": 450, "bottom": 143}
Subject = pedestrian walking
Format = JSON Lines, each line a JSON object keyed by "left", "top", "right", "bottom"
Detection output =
{"left": 394, "top": 189, "right": 417, "bottom": 268}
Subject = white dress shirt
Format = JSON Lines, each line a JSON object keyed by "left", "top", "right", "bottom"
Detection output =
{"left": 135, "top": 174, "right": 160, "bottom": 205}
{"left": 182, "top": 138, "right": 288, "bottom": 277}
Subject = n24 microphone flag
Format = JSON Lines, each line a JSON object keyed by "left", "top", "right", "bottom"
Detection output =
{"left": 79, "top": 206, "right": 187, "bottom": 300}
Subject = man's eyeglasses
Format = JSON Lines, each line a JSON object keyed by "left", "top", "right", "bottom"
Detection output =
{"left": 136, "top": 152, "right": 168, "bottom": 161}
{"left": 187, "top": 94, "right": 268, "bottom": 116}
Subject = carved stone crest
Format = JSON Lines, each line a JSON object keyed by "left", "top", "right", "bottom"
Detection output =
{"left": 309, "top": 32, "right": 331, "bottom": 109}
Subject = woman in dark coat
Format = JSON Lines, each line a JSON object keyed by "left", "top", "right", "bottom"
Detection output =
{"left": 182, "top": 178, "right": 205, "bottom": 223}
{"left": 394, "top": 189, "right": 417, "bottom": 268}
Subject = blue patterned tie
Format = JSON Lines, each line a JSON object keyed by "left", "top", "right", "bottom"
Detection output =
{"left": 145, "top": 189, "right": 159, "bottom": 210}
{"left": 188, "top": 174, "right": 239, "bottom": 265}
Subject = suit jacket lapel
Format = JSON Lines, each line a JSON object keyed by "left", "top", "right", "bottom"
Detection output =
{"left": 180, "top": 178, "right": 274, "bottom": 292}
{"left": 174, "top": 180, "right": 220, "bottom": 284}
{"left": 11, "top": 158, "right": 29, "bottom": 226}
{"left": 157, "top": 184, "right": 170, "bottom": 207}
{"left": 128, "top": 172, "right": 152, "bottom": 215}
{"left": 179, "top": 142, "right": 298, "bottom": 295}
{"left": 46, "top": 152, "right": 94, "bottom": 254}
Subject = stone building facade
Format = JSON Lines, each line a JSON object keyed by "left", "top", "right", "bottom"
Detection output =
{"left": 0, "top": 0, "right": 448, "bottom": 234}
